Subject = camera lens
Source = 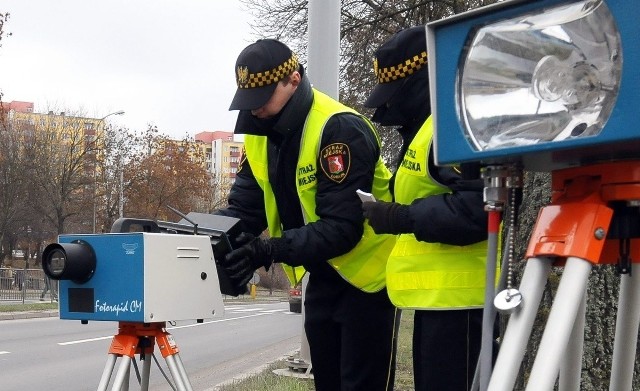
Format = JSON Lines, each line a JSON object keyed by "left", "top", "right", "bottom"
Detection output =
{"left": 46, "top": 248, "right": 67, "bottom": 277}
{"left": 42, "top": 241, "right": 96, "bottom": 283}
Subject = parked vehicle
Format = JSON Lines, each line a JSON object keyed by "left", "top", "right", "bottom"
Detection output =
{"left": 288, "top": 284, "right": 302, "bottom": 313}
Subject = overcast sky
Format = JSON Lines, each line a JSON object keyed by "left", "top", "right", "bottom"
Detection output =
{"left": 0, "top": 0, "right": 255, "bottom": 139}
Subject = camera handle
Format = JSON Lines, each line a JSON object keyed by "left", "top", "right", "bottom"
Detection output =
{"left": 110, "top": 218, "right": 160, "bottom": 233}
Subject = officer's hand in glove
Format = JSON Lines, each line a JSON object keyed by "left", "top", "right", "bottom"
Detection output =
{"left": 222, "top": 233, "right": 275, "bottom": 292}
{"left": 362, "top": 200, "right": 413, "bottom": 235}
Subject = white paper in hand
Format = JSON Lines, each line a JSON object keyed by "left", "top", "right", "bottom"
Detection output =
{"left": 356, "top": 189, "right": 376, "bottom": 203}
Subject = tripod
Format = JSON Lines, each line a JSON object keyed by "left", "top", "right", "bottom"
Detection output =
{"left": 488, "top": 160, "right": 640, "bottom": 390}
{"left": 97, "top": 322, "right": 194, "bottom": 391}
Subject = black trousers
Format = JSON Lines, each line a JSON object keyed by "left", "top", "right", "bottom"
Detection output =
{"left": 304, "top": 273, "right": 400, "bottom": 391}
{"left": 413, "top": 308, "right": 483, "bottom": 391}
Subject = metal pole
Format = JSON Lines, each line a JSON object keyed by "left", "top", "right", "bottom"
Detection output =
{"left": 479, "top": 211, "right": 500, "bottom": 391}
{"left": 307, "top": 0, "right": 340, "bottom": 98}
{"left": 302, "top": 0, "right": 341, "bottom": 369}
{"left": 299, "top": 272, "right": 311, "bottom": 367}
{"left": 93, "top": 169, "right": 97, "bottom": 233}
{"left": 119, "top": 166, "right": 124, "bottom": 218}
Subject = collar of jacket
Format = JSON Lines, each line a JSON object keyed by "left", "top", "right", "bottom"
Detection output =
{"left": 233, "top": 72, "right": 313, "bottom": 139}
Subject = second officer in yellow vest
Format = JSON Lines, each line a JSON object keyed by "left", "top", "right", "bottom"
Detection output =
{"left": 362, "top": 27, "right": 489, "bottom": 391}
{"left": 217, "top": 38, "right": 399, "bottom": 391}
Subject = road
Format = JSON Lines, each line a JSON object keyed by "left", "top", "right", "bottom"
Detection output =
{"left": 0, "top": 301, "right": 303, "bottom": 390}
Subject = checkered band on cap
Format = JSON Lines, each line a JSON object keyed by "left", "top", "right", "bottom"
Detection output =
{"left": 374, "top": 51, "right": 428, "bottom": 84}
{"left": 237, "top": 54, "right": 299, "bottom": 89}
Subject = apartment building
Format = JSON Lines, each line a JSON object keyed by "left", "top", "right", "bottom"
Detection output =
{"left": 195, "top": 131, "right": 243, "bottom": 208}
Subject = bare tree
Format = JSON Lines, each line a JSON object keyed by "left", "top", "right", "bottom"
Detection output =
{"left": 0, "top": 112, "right": 31, "bottom": 266}
{"left": 0, "top": 12, "right": 10, "bottom": 49}
{"left": 24, "top": 110, "right": 99, "bottom": 234}
{"left": 205, "top": 171, "right": 234, "bottom": 213}
{"left": 95, "top": 125, "right": 138, "bottom": 232}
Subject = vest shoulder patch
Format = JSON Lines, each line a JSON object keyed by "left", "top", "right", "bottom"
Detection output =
{"left": 320, "top": 143, "right": 351, "bottom": 183}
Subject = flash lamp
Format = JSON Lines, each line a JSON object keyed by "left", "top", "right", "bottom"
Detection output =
{"left": 428, "top": 0, "right": 639, "bottom": 171}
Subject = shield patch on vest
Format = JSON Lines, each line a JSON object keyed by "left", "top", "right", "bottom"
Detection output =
{"left": 320, "top": 143, "right": 350, "bottom": 183}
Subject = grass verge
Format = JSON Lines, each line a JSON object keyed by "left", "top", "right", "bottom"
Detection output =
{"left": 217, "top": 310, "right": 416, "bottom": 391}
{"left": 0, "top": 302, "right": 58, "bottom": 312}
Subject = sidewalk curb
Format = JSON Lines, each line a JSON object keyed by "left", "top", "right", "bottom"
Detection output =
{"left": 0, "top": 310, "right": 59, "bottom": 321}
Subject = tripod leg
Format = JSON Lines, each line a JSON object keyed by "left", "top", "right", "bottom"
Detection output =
{"left": 165, "top": 353, "right": 194, "bottom": 391}
{"left": 609, "top": 270, "right": 640, "bottom": 391}
{"left": 140, "top": 353, "right": 152, "bottom": 391}
{"left": 121, "top": 363, "right": 130, "bottom": 391}
{"left": 525, "top": 256, "right": 592, "bottom": 391}
{"left": 558, "top": 290, "right": 586, "bottom": 390}
{"left": 488, "top": 256, "right": 553, "bottom": 391}
{"left": 174, "top": 353, "right": 194, "bottom": 390}
{"left": 155, "top": 330, "right": 194, "bottom": 391}
{"left": 97, "top": 354, "right": 119, "bottom": 391}
{"left": 110, "top": 355, "right": 132, "bottom": 391}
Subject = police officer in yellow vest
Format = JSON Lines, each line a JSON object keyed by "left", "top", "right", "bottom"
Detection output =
{"left": 362, "top": 27, "right": 489, "bottom": 391}
{"left": 217, "top": 38, "right": 400, "bottom": 391}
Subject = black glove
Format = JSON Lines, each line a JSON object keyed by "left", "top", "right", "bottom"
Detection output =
{"left": 362, "top": 200, "right": 413, "bottom": 235}
{"left": 221, "top": 233, "right": 275, "bottom": 293}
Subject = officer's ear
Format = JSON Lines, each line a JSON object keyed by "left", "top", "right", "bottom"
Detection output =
{"left": 283, "top": 70, "right": 301, "bottom": 87}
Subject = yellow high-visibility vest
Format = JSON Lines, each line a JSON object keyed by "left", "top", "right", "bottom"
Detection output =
{"left": 388, "top": 116, "right": 489, "bottom": 309}
{"left": 243, "top": 89, "right": 396, "bottom": 292}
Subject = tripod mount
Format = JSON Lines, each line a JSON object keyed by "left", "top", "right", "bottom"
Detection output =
{"left": 489, "top": 160, "right": 640, "bottom": 390}
{"left": 97, "top": 322, "right": 193, "bottom": 391}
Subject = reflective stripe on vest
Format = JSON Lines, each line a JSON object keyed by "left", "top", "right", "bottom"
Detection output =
{"left": 388, "top": 116, "right": 489, "bottom": 309}
{"left": 244, "top": 89, "right": 396, "bottom": 292}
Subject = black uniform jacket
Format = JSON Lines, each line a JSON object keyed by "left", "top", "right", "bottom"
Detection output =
{"left": 394, "top": 123, "right": 488, "bottom": 247}
{"left": 217, "top": 74, "right": 382, "bottom": 277}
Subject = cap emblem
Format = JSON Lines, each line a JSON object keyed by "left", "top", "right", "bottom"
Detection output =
{"left": 236, "top": 54, "right": 299, "bottom": 89}
{"left": 237, "top": 66, "right": 249, "bottom": 87}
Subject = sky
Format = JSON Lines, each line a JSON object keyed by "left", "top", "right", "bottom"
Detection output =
{"left": 0, "top": 0, "right": 255, "bottom": 139}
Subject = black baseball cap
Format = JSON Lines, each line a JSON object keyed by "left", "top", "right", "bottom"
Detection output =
{"left": 229, "top": 39, "right": 300, "bottom": 111}
{"left": 364, "top": 26, "right": 428, "bottom": 108}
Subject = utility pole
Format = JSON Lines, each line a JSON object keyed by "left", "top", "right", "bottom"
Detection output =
{"left": 302, "top": 0, "right": 341, "bottom": 374}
